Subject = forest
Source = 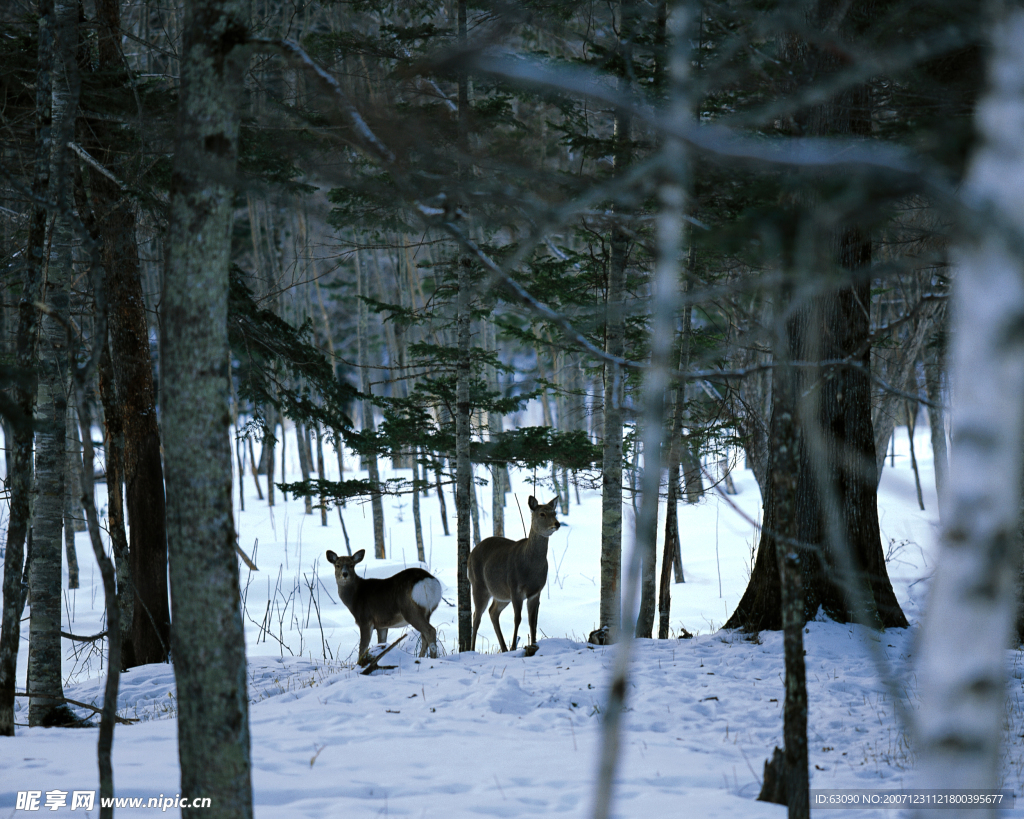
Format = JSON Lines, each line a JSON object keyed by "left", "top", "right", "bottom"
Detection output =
{"left": 0, "top": 0, "right": 1021, "bottom": 817}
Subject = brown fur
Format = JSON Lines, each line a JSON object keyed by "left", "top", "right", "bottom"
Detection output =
{"left": 326, "top": 549, "right": 441, "bottom": 661}
{"left": 469, "top": 496, "right": 561, "bottom": 652}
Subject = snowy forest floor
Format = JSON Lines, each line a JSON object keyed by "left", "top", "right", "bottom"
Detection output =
{"left": 3, "top": 423, "right": 1024, "bottom": 817}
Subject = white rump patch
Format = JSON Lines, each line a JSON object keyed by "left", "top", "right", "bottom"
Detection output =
{"left": 411, "top": 577, "right": 442, "bottom": 612}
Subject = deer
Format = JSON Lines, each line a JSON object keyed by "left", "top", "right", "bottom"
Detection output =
{"left": 325, "top": 549, "right": 443, "bottom": 662}
{"left": 469, "top": 495, "right": 561, "bottom": 652}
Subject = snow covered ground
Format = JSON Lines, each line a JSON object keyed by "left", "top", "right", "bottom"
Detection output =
{"left": 3, "top": 421, "right": 1024, "bottom": 817}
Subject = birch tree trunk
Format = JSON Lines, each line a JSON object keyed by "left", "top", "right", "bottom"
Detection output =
{"left": 913, "top": 11, "right": 1024, "bottom": 815}
{"left": 163, "top": 0, "right": 253, "bottom": 812}
{"left": 0, "top": 0, "right": 52, "bottom": 736}
{"left": 594, "top": 6, "right": 685, "bottom": 814}
{"left": 28, "top": 0, "right": 78, "bottom": 726}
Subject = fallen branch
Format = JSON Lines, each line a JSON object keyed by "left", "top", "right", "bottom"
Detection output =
{"left": 359, "top": 634, "right": 407, "bottom": 675}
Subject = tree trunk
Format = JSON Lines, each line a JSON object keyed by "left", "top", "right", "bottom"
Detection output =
{"left": 455, "top": 250, "right": 473, "bottom": 649}
{"left": 296, "top": 421, "right": 313, "bottom": 515}
{"left": 681, "top": 425, "right": 704, "bottom": 502}
{"left": 914, "top": 13, "right": 1024, "bottom": 813}
{"left": 599, "top": 114, "right": 629, "bottom": 635}
{"left": 263, "top": 406, "right": 275, "bottom": 506}
{"left": 435, "top": 459, "right": 450, "bottom": 536}
{"left": 92, "top": 0, "right": 171, "bottom": 669}
{"left": 636, "top": 2, "right": 689, "bottom": 639}
{"left": 0, "top": 0, "right": 53, "bottom": 735}
{"left": 923, "top": 343, "right": 948, "bottom": 516}
{"left": 771, "top": 307, "right": 810, "bottom": 819}
{"left": 98, "top": 342, "right": 133, "bottom": 668}
{"left": 726, "top": 0, "right": 907, "bottom": 633}
{"left": 487, "top": 320, "right": 505, "bottom": 537}
{"left": 906, "top": 397, "right": 925, "bottom": 512}
{"left": 454, "top": 0, "right": 473, "bottom": 652}
{"left": 163, "top": 0, "right": 253, "bottom": 811}
{"left": 315, "top": 423, "right": 328, "bottom": 526}
{"left": 412, "top": 447, "right": 425, "bottom": 562}
{"left": 356, "top": 250, "right": 386, "bottom": 558}
{"left": 63, "top": 391, "right": 80, "bottom": 590}
{"left": 28, "top": 0, "right": 78, "bottom": 727}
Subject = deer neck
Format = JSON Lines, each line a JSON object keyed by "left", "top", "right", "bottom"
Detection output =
{"left": 338, "top": 577, "right": 362, "bottom": 609}
{"left": 523, "top": 527, "right": 550, "bottom": 555}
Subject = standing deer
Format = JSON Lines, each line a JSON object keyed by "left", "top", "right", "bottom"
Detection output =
{"left": 326, "top": 549, "right": 442, "bottom": 661}
{"left": 470, "top": 495, "right": 561, "bottom": 652}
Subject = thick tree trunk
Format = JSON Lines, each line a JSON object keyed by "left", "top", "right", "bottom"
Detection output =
{"left": 914, "top": 13, "right": 1024, "bottom": 814}
{"left": 726, "top": 0, "right": 906, "bottom": 633}
{"left": 163, "top": 0, "right": 253, "bottom": 812}
{"left": 727, "top": 281, "right": 908, "bottom": 631}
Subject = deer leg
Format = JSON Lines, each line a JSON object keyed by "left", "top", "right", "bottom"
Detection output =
{"left": 358, "top": 623, "right": 374, "bottom": 665}
{"left": 471, "top": 584, "right": 491, "bottom": 652}
{"left": 488, "top": 600, "right": 510, "bottom": 652}
{"left": 376, "top": 628, "right": 388, "bottom": 646}
{"left": 406, "top": 607, "right": 438, "bottom": 658}
{"left": 510, "top": 598, "right": 524, "bottom": 651}
{"left": 527, "top": 593, "right": 541, "bottom": 647}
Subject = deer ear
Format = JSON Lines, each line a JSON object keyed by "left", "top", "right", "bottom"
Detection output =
{"left": 352, "top": 549, "right": 366, "bottom": 564}
{"left": 546, "top": 498, "right": 558, "bottom": 509}
{"left": 528, "top": 495, "right": 538, "bottom": 511}
{"left": 326, "top": 550, "right": 338, "bottom": 564}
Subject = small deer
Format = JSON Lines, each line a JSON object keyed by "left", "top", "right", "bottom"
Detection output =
{"left": 470, "top": 495, "right": 561, "bottom": 652}
{"left": 326, "top": 549, "right": 442, "bottom": 661}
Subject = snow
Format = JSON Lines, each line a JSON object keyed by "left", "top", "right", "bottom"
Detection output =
{"left": 2, "top": 422, "right": 1023, "bottom": 816}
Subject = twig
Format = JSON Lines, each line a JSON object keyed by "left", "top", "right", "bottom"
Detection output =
{"left": 14, "top": 692, "right": 137, "bottom": 725}
{"left": 61, "top": 630, "right": 107, "bottom": 643}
